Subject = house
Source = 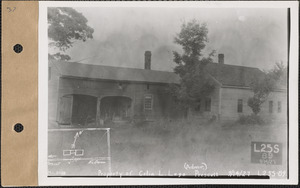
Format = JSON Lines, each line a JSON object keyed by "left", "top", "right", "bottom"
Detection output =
{"left": 48, "top": 51, "right": 183, "bottom": 127}
{"left": 48, "top": 52, "right": 287, "bottom": 127}
{"left": 187, "top": 54, "right": 287, "bottom": 122}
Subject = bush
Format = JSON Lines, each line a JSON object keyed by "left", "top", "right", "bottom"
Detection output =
{"left": 238, "top": 114, "right": 265, "bottom": 125}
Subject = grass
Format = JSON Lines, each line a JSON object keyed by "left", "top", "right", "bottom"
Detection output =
{"left": 48, "top": 118, "right": 288, "bottom": 178}
{"left": 109, "top": 119, "right": 287, "bottom": 177}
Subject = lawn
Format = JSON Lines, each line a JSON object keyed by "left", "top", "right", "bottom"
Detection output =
{"left": 109, "top": 119, "right": 287, "bottom": 178}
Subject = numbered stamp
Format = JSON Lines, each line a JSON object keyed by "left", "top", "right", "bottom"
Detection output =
{"left": 251, "top": 142, "right": 282, "bottom": 165}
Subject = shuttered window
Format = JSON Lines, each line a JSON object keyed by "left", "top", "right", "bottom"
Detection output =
{"left": 144, "top": 94, "right": 153, "bottom": 110}
{"left": 237, "top": 99, "right": 243, "bottom": 113}
{"left": 205, "top": 98, "right": 211, "bottom": 112}
{"left": 194, "top": 99, "right": 201, "bottom": 112}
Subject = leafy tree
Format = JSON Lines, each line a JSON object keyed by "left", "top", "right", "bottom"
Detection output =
{"left": 248, "top": 62, "right": 287, "bottom": 115}
{"left": 170, "top": 19, "right": 215, "bottom": 109}
{"left": 267, "top": 62, "right": 287, "bottom": 87}
{"left": 247, "top": 76, "right": 275, "bottom": 115}
{"left": 48, "top": 7, "right": 94, "bottom": 61}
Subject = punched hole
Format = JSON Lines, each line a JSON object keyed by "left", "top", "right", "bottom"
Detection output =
{"left": 14, "top": 123, "right": 24, "bottom": 133}
{"left": 13, "top": 44, "right": 23, "bottom": 53}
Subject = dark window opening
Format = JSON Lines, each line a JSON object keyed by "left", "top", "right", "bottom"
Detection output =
{"left": 237, "top": 99, "right": 243, "bottom": 113}
{"left": 58, "top": 94, "right": 97, "bottom": 126}
{"left": 100, "top": 96, "right": 132, "bottom": 122}
{"left": 278, "top": 101, "right": 282, "bottom": 113}
{"left": 269, "top": 101, "right": 273, "bottom": 113}
{"left": 147, "top": 84, "right": 150, "bottom": 90}
{"left": 205, "top": 98, "right": 211, "bottom": 112}
{"left": 72, "top": 95, "right": 97, "bottom": 126}
{"left": 194, "top": 99, "right": 201, "bottom": 112}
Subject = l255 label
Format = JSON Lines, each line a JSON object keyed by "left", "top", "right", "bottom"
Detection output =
{"left": 251, "top": 142, "right": 282, "bottom": 165}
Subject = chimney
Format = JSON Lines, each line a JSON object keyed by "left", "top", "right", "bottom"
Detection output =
{"left": 144, "top": 51, "right": 151, "bottom": 70}
{"left": 218, "top": 54, "right": 224, "bottom": 64}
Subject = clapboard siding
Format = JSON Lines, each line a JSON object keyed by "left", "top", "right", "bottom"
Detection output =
{"left": 259, "top": 91, "right": 287, "bottom": 122}
{"left": 220, "top": 87, "right": 287, "bottom": 121}
{"left": 220, "top": 87, "right": 254, "bottom": 121}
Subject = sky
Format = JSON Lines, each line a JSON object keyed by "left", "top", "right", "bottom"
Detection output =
{"left": 58, "top": 7, "right": 288, "bottom": 71}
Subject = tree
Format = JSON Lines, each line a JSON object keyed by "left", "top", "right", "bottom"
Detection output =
{"left": 267, "top": 62, "right": 287, "bottom": 87}
{"left": 170, "top": 19, "right": 215, "bottom": 110}
{"left": 48, "top": 7, "right": 94, "bottom": 61}
{"left": 248, "top": 62, "right": 287, "bottom": 115}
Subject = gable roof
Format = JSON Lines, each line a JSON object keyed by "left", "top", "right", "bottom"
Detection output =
{"left": 52, "top": 61, "right": 180, "bottom": 84}
{"left": 204, "top": 63, "right": 265, "bottom": 88}
{"left": 51, "top": 60, "right": 267, "bottom": 88}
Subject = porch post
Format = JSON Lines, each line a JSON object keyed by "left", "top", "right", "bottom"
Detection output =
{"left": 96, "top": 97, "right": 101, "bottom": 126}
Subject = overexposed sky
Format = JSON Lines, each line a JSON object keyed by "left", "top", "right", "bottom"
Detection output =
{"left": 59, "top": 7, "right": 288, "bottom": 71}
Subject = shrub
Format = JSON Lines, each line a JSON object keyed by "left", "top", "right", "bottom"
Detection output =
{"left": 238, "top": 114, "right": 265, "bottom": 125}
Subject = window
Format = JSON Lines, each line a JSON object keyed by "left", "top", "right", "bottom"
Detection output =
{"left": 144, "top": 94, "right": 153, "bottom": 110}
{"left": 269, "top": 101, "right": 273, "bottom": 113}
{"left": 147, "top": 84, "right": 150, "bottom": 90}
{"left": 237, "top": 99, "right": 243, "bottom": 113}
{"left": 194, "top": 99, "right": 201, "bottom": 112}
{"left": 278, "top": 101, "right": 282, "bottom": 113}
{"left": 205, "top": 98, "right": 211, "bottom": 112}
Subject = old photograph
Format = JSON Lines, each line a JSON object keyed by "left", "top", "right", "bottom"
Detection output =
{"left": 46, "top": 3, "right": 292, "bottom": 181}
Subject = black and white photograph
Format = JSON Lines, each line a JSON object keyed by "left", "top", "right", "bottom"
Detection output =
{"left": 40, "top": 1, "right": 298, "bottom": 185}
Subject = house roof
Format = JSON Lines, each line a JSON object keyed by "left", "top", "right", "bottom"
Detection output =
{"left": 52, "top": 61, "right": 180, "bottom": 84}
{"left": 204, "top": 63, "right": 265, "bottom": 87}
{"left": 52, "top": 60, "right": 268, "bottom": 88}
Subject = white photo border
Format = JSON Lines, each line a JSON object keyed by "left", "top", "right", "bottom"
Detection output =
{"left": 38, "top": 1, "right": 299, "bottom": 185}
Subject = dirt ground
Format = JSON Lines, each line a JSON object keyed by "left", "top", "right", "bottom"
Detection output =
{"left": 108, "top": 120, "right": 288, "bottom": 178}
